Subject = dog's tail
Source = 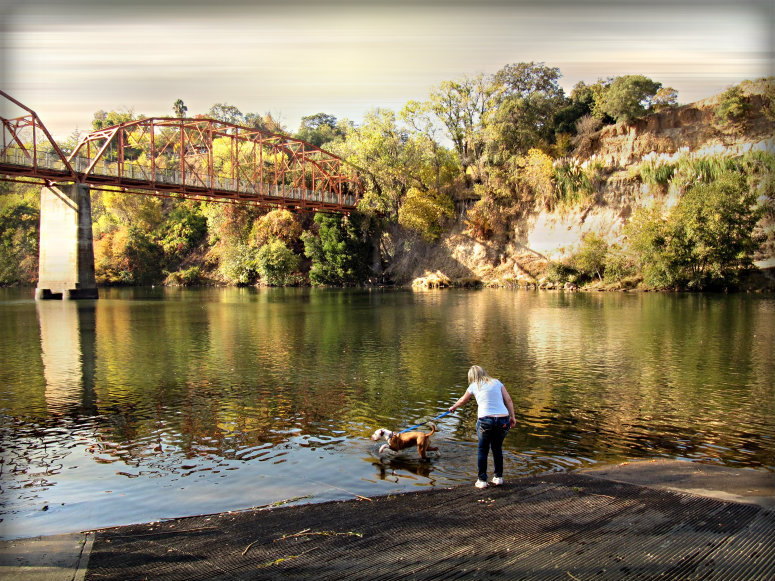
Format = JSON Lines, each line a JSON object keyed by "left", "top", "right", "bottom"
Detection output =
{"left": 427, "top": 423, "right": 436, "bottom": 436}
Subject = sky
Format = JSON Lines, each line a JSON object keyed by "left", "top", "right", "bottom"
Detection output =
{"left": 1, "top": 0, "right": 773, "bottom": 141}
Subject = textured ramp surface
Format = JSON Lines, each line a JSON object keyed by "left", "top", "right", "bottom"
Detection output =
{"left": 85, "top": 473, "right": 774, "bottom": 581}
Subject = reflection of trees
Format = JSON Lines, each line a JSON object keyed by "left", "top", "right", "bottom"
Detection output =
{"left": 81, "top": 288, "right": 773, "bottom": 471}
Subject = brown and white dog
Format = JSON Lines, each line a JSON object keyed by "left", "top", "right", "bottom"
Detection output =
{"left": 371, "top": 424, "right": 439, "bottom": 458}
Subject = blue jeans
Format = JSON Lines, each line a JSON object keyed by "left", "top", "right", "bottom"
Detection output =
{"left": 476, "top": 416, "right": 510, "bottom": 481}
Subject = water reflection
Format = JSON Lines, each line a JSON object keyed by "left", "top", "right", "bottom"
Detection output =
{"left": 0, "top": 288, "right": 772, "bottom": 539}
{"left": 37, "top": 300, "right": 96, "bottom": 416}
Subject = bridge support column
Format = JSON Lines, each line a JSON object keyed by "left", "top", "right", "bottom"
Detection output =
{"left": 35, "top": 183, "right": 98, "bottom": 300}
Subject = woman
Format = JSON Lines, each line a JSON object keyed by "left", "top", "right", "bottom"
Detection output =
{"left": 449, "top": 365, "right": 517, "bottom": 488}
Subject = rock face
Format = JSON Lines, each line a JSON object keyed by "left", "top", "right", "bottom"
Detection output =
{"left": 398, "top": 79, "right": 774, "bottom": 286}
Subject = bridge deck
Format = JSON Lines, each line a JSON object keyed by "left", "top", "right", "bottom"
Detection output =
{"left": 84, "top": 466, "right": 774, "bottom": 581}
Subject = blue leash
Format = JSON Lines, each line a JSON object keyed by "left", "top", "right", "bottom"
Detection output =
{"left": 396, "top": 410, "right": 452, "bottom": 434}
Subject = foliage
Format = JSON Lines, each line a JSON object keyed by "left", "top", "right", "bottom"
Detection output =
{"left": 251, "top": 209, "right": 303, "bottom": 248}
{"left": 593, "top": 75, "right": 662, "bottom": 123}
{"left": 715, "top": 86, "right": 749, "bottom": 124}
{"left": 397, "top": 188, "right": 454, "bottom": 242}
{"left": 638, "top": 155, "right": 676, "bottom": 188}
{"left": 546, "top": 261, "right": 578, "bottom": 284}
{"left": 486, "top": 62, "right": 566, "bottom": 157}
{"left": 427, "top": 74, "right": 494, "bottom": 181}
{"left": 165, "top": 266, "right": 204, "bottom": 286}
{"left": 571, "top": 233, "right": 609, "bottom": 281}
{"left": 625, "top": 173, "right": 764, "bottom": 289}
{"left": 295, "top": 113, "right": 346, "bottom": 147}
{"left": 95, "top": 226, "right": 165, "bottom": 285}
{"left": 0, "top": 189, "right": 39, "bottom": 285}
{"left": 158, "top": 201, "right": 208, "bottom": 260}
{"left": 217, "top": 242, "right": 260, "bottom": 285}
{"left": 519, "top": 148, "right": 555, "bottom": 207}
{"left": 173, "top": 99, "right": 187, "bottom": 118}
{"left": 553, "top": 159, "right": 598, "bottom": 207}
{"left": 256, "top": 239, "right": 301, "bottom": 286}
{"left": 302, "top": 213, "right": 372, "bottom": 286}
{"left": 602, "top": 244, "right": 638, "bottom": 284}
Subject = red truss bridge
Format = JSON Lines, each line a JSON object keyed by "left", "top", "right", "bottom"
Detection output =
{"left": 0, "top": 90, "right": 363, "bottom": 212}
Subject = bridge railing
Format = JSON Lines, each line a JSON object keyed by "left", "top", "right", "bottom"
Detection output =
{"left": 0, "top": 146, "right": 72, "bottom": 174}
{"left": 2, "top": 145, "right": 357, "bottom": 207}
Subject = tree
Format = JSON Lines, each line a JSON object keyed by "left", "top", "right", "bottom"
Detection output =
{"left": 173, "top": 99, "right": 187, "bottom": 118}
{"left": 397, "top": 187, "right": 454, "bottom": 242}
{"left": 485, "top": 62, "right": 567, "bottom": 156}
{"left": 493, "top": 62, "right": 564, "bottom": 101}
{"left": 207, "top": 103, "right": 244, "bottom": 125}
{"left": 594, "top": 75, "right": 662, "bottom": 123}
{"left": 295, "top": 113, "right": 345, "bottom": 147}
{"left": 428, "top": 73, "right": 495, "bottom": 183}
{"left": 572, "top": 233, "right": 609, "bottom": 281}
{"left": 0, "top": 191, "right": 39, "bottom": 284}
{"left": 302, "top": 213, "right": 371, "bottom": 285}
{"left": 251, "top": 209, "right": 302, "bottom": 249}
{"left": 672, "top": 172, "right": 763, "bottom": 287}
{"left": 329, "top": 108, "right": 412, "bottom": 219}
{"left": 624, "top": 172, "right": 764, "bottom": 289}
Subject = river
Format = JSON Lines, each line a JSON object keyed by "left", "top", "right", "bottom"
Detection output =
{"left": 0, "top": 287, "right": 772, "bottom": 539}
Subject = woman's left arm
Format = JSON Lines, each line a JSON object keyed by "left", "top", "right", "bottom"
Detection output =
{"left": 501, "top": 386, "right": 517, "bottom": 428}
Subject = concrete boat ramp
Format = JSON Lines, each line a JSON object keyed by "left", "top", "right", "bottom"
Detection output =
{"left": 1, "top": 460, "right": 773, "bottom": 580}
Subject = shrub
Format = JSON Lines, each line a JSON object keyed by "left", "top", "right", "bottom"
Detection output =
{"left": 715, "top": 86, "right": 749, "bottom": 124}
{"left": 256, "top": 239, "right": 301, "bottom": 286}
{"left": 165, "top": 266, "right": 204, "bottom": 286}
{"left": 218, "top": 242, "right": 259, "bottom": 285}
{"left": 546, "top": 261, "right": 579, "bottom": 284}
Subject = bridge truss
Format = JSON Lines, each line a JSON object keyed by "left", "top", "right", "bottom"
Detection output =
{"left": 0, "top": 91, "right": 362, "bottom": 213}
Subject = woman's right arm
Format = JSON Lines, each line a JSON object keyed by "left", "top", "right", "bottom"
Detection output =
{"left": 449, "top": 390, "right": 472, "bottom": 412}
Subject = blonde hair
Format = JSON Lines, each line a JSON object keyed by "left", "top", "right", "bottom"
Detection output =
{"left": 468, "top": 365, "right": 493, "bottom": 389}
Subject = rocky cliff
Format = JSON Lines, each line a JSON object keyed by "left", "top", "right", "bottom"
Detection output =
{"left": 398, "top": 79, "right": 774, "bottom": 288}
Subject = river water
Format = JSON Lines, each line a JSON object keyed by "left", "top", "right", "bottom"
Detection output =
{"left": 1, "top": 287, "right": 773, "bottom": 539}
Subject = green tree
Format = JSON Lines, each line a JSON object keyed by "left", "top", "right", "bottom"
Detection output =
{"left": 672, "top": 173, "right": 764, "bottom": 287}
{"left": 207, "top": 103, "right": 244, "bottom": 125}
{"left": 158, "top": 201, "right": 208, "bottom": 261}
{"left": 485, "top": 62, "right": 567, "bottom": 156}
{"left": 296, "top": 113, "right": 346, "bottom": 147}
{"left": 330, "top": 108, "right": 412, "bottom": 219}
{"left": 428, "top": 73, "right": 495, "bottom": 183}
{"left": 715, "top": 86, "right": 750, "bottom": 124}
{"left": 256, "top": 239, "right": 300, "bottom": 286}
{"left": 95, "top": 225, "right": 165, "bottom": 285}
{"left": 302, "top": 213, "right": 371, "bottom": 285}
{"left": 625, "top": 172, "right": 764, "bottom": 289}
{"left": 218, "top": 242, "right": 259, "bottom": 285}
{"left": 594, "top": 75, "right": 662, "bottom": 123}
{"left": 572, "top": 233, "right": 609, "bottom": 281}
{"left": 173, "top": 99, "right": 187, "bottom": 118}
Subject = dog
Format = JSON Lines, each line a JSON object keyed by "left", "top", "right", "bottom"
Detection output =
{"left": 371, "top": 423, "right": 438, "bottom": 458}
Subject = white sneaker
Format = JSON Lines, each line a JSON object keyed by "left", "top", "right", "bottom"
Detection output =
{"left": 475, "top": 479, "right": 488, "bottom": 489}
{"left": 491, "top": 477, "right": 504, "bottom": 486}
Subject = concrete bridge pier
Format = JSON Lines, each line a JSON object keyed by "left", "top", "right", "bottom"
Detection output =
{"left": 35, "top": 183, "right": 98, "bottom": 300}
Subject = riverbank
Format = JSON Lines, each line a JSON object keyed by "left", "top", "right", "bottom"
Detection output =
{"left": 2, "top": 460, "right": 772, "bottom": 580}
